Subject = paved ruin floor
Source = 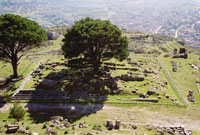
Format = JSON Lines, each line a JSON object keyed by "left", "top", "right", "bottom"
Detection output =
{"left": 0, "top": 103, "right": 199, "bottom": 131}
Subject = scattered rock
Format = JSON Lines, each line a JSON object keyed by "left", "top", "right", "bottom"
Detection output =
{"left": 144, "top": 69, "right": 154, "bottom": 74}
{"left": 46, "top": 31, "right": 59, "bottom": 40}
{"left": 132, "top": 90, "right": 137, "bottom": 94}
{"left": 47, "top": 128, "right": 57, "bottom": 135}
{"left": 52, "top": 120, "right": 60, "bottom": 126}
{"left": 158, "top": 95, "right": 161, "bottom": 99}
{"left": 170, "top": 61, "right": 177, "bottom": 72}
{"left": 146, "top": 125, "right": 154, "bottom": 131}
{"left": 79, "top": 122, "right": 84, "bottom": 128}
{"left": 147, "top": 90, "right": 156, "bottom": 96}
{"left": 196, "top": 79, "right": 200, "bottom": 83}
{"left": 139, "top": 93, "right": 146, "bottom": 98}
{"left": 17, "top": 127, "right": 26, "bottom": 133}
{"left": 39, "top": 65, "right": 45, "bottom": 69}
{"left": 63, "top": 119, "right": 70, "bottom": 128}
{"left": 50, "top": 116, "right": 63, "bottom": 121}
{"left": 87, "top": 132, "right": 94, "bottom": 135}
{"left": 187, "top": 90, "right": 194, "bottom": 102}
{"left": 72, "top": 125, "right": 77, "bottom": 130}
{"left": 6, "top": 124, "right": 19, "bottom": 133}
{"left": 171, "top": 98, "right": 177, "bottom": 102}
{"left": 132, "top": 125, "right": 137, "bottom": 129}
{"left": 0, "top": 77, "right": 5, "bottom": 83}
{"left": 155, "top": 126, "right": 192, "bottom": 135}
{"left": 49, "top": 124, "right": 55, "bottom": 127}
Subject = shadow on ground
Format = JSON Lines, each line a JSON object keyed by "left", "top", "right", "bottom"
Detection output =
{"left": 26, "top": 64, "right": 118, "bottom": 123}
{"left": 0, "top": 103, "right": 5, "bottom": 108}
{"left": 35, "top": 65, "right": 119, "bottom": 95}
{"left": 25, "top": 103, "right": 104, "bottom": 124}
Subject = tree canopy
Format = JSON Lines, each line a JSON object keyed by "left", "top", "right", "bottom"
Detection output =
{"left": 0, "top": 14, "right": 47, "bottom": 78}
{"left": 62, "top": 17, "right": 129, "bottom": 70}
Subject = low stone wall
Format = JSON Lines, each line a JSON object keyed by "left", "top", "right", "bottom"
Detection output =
{"left": 118, "top": 98, "right": 159, "bottom": 103}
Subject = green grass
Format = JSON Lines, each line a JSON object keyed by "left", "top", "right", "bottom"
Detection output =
{"left": 158, "top": 53, "right": 200, "bottom": 107}
{"left": 155, "top": 58, "right": 186, "bottom": 106}
{"left": 193, "top": 131, "right": 200, "bottom": 135}
{"left": 1, "top": 27, "right": 200, "bottom": 135}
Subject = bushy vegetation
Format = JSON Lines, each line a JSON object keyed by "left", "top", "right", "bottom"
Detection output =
{"left": 42, "top": 124, "right": 47, "bottom": 129}
{"left": 64, "top": 130, "right": 68, "bottom": 134}
{"left": 9, "top": 102, "right": 26, "bottom": 121}
{"left": 26, "top": 126, "right": 30, "bottom": 130}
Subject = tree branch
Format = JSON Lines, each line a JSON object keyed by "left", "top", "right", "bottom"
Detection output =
{"left": 18, "top": 54, "right": 24, "bottom": 61}
{"left": 0, "top": 43, "right": 12, "bottom": 58}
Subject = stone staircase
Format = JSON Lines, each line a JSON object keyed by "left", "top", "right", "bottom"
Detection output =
{"left": 11, "top": 90, "right": 66, "bottom": 100}
{"left": 68, "top": 91, "right": 107, "bottom": 100}
{"left": 11, "top": 90, "right": 107, "bottom": 101}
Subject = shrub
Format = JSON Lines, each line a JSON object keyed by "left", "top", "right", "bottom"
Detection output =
{"left": 42, "top": 124, "right": 47, "bottom": 129}
{"left": 92, "top": 124, "right": 101, "bottom": 130}
{"left": 4, "top": 124, "right": 8, "bottom": 128}
{"left": 26, "top": 126, "right": 29, "bottom": 130}
{"left": 9, "top": 102, "right": 26, "bottom": 121}
{"left": 64, "top": 130, "right": 68, "bottom": 134}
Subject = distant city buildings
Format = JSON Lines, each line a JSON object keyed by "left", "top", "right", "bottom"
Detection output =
{"left": 0, "top": 0, "right": 200, "bottom": 48}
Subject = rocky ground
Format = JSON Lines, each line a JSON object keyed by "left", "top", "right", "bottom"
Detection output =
{"left": 0, "top": 103, "right": 199, "bottom": 134}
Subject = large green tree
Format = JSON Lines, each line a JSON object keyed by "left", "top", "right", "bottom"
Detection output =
{"left": 62, "top": 17, "right": 129, "bottom": 70}
{"left": 0, "top": 14, "right": 47, "bottom": 78}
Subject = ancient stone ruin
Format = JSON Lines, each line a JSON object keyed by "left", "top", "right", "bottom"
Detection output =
{"left": 179, "top": 48, "right": 186, "bottom": 54}
{"left": 173, "top": 48, "right": 177, "bottom": 55}
{"left": 6, "top": 124, "right": 19, "bottom": 134}
{"left": 116, "top": 74, "right": 144, "bottom": 82}
{"left": 189, "top": 63, "right": 199, "bottom": 70}
{"left": 11, "top": 90, "right": 66, "bottom": 100}
{"left": 187, "top": 90, "right": 194, "bottom": 102}
{"left": 172, "top": 48, "right": 188, "bottom": 59}
{"left": 146, "top": 125, "right": 192, "bottom": 135}
{"left": 106, "top": 120, "right": 121, "bottom": 130}
{"left": 170, "top": 61, "right": 177, "bottom": 72}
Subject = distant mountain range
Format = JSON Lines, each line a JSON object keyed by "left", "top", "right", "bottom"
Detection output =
{"left": 0, "top": 0, "right": 200, "bottom": 48}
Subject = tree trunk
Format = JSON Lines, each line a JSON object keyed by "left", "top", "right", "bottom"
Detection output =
{"left": 93, "top": 63, "right": 100, "bottom": 71}
{"left": 93, "top": 55, "right": 101, "bottom": 71}
{"left": 11, "top": 55, "right": 18, "bottom": 78}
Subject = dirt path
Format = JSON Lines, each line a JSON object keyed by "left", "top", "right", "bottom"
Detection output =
{"left": 1, "top": 103, "right": 199, "bottom": 131}
{"left": 12, "top": 61, "right": 41, "bottom": 97}
{"left": 103, "top": 105, "right": 200, "bottom": 131}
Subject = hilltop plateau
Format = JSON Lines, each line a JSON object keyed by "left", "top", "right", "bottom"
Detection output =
{"left": 0, "top": 26, "right": 200, "bottom": 135}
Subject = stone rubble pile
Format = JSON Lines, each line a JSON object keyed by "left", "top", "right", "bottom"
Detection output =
{"left": 154, "top": 126, "right": 192, "bottom": 135}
